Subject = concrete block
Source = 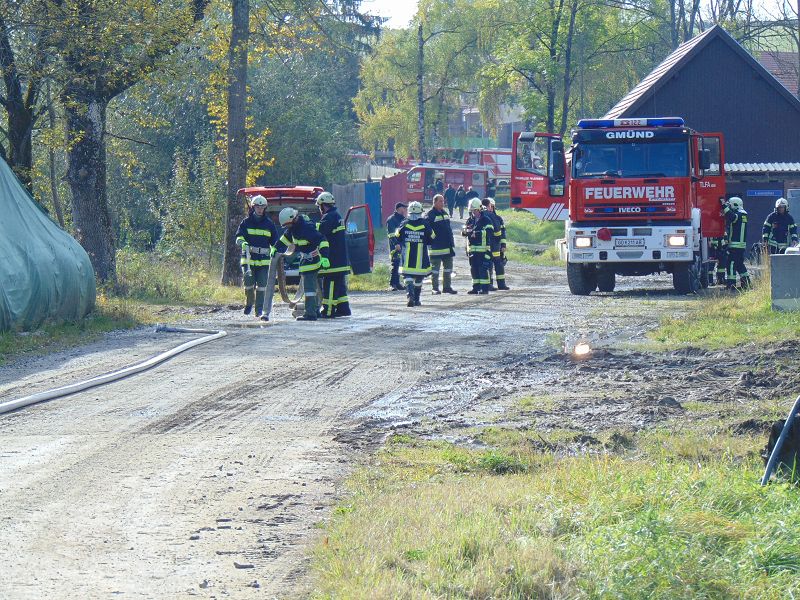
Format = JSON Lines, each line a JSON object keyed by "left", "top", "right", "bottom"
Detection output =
{"left": 771, "top": 254, "right": 800, "bottom": 311}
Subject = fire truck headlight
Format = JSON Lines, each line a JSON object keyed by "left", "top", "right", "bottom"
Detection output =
{"left": 666, "top": 235, "right": 687, "bottom": 247}
{"left": 574, "top": 236, "right": 593, "bottom": 249}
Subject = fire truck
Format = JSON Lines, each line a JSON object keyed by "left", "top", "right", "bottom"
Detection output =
{"left": 511, "top": 117, "right": 725, "bottom": 294}
{"left": 405, "top": 163, "right": 490, "bottom": 203}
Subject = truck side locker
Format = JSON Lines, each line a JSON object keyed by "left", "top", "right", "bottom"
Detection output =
{"left": 345, "top": 204, "right": 374, "bottom": 275}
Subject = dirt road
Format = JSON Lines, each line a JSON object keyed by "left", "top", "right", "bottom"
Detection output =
{"left": 0, "top": 258, "right": 702, "bottom": 599}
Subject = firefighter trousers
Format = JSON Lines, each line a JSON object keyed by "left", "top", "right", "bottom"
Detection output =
{"left": 301, "top": 270, "right": 319, "bottom": 317}
{"left": 430, "top": 255, "right": 453, "bottom": 291}
{"left": 488, "top": 252, "right": 507, "bottom": 288}
{"left": 321, "top": 272, "right": 350, "bottom": 317}
{"left": 404, "top": 275, "right": 424, "bottom": 303}
{"left": 390, "top": 253, "right": 401, "bottom": 288}
{"left": 726, "top": 247, "right": 749, "bottom": 287}
{"left": 469, "top": 252, "right": 490, "bottom": 292}
{"left": 242, "top": 265, "right": 269, "bottom": 314}
{"left": 715, "top": 248, "right": 728, "bottom": 284}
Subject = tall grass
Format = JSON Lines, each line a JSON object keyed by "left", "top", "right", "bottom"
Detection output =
{"left": 497, "top": 209, "right": 564, "bottom": 246}
{"left": 313, "top": 431, "right": 800, "bottom": 599}
{"left": 653, "top": 260, "right": 800, "bottom": 347}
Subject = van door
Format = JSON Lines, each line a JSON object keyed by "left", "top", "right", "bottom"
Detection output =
{"left": 345, "top": 204, "right": 374, "bottom": 275}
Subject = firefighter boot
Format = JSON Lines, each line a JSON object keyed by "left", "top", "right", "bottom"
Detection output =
{"left": 431, "top": 271, "right": 441, "bottom": 295}
{"left": 414, "top": 285, "right": 422, "bottom": 306}
{"left": 406, "top": 282, "right": 415, "bottom": 307}
{"left": 297, "top": 294, "right": 318, "bottom": 321}
{"left": 443, "top": 268, "right": 457, "bottom": 294}
{"left": 255, "top": 287, "right": 266, "bottom": 318}
{"left": 335, "top": 302, "right": 352, "bottom": 317}
{"left": 243, "top": 277, "right": 255, "bottom": 315}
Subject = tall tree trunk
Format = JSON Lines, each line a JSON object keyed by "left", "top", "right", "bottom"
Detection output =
{"left": 559, "top": 0, "right": 578, "bottom": 136}
{"left": 221, "top": 0, "right": 249, "bottom": 285}
{"left": 64, "top": 92, "right": 115, "bottom": 282}
{"left": 46, "top": 82, "right": 65, "bottom": 228}
{"left": 416, "top": 22, "right": 427, "bottom": 163}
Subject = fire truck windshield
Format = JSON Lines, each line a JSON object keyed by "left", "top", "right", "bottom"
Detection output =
{"left": 573, "top": 141, "right": 688, "bottom": 179}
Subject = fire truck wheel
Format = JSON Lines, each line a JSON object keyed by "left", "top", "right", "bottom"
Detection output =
{"left": 567, "top": 262, "right": 596, "bottom": 295}
{"left": 597, "top": 267, "right": 616, "bottom": 293}
{"left": 673, "top": 259, "right": 700, "bottom": 295}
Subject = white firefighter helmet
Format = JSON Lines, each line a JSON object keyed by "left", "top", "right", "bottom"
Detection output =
{"left": 315, "top": 191, "right": 335, "bottom": 206}
{"left": 488, "top": 197, "right": 496, "bottom": 206}
{"left": 278, "top": 207, "right": 298, "bottom": 225}
{"left": 250, "top": 194, "right": 268, "bottom": 207}
{"left": 776, "top": 197, "right": 789, "bottom": 209}
{"left": 728, "top": 196, "right": 744, "bottom": 210}
{"left": 468, "top": 198, "right": 483, "bottom": 211}
{"left": 408, "top": 201, "right": 424, "bottom": 215}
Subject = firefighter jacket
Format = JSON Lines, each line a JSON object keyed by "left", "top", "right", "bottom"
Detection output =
{"left": 462, "top": 211, "right": 495, "bottom": 256}
{"left": 762, "top": 210, "right": 798, "bottom": 247}
{"left": 387, "top": 211, "right": 405, "bottom": 254}
{"left": 273, "top": 215, "right": 330, "bottom": 273}
{"left": 235, "top": 211, "right": 278, "bottom": 267}
{"left": 487, "top": 211, "right": 507, "bottom": 256}
{"left": 426, "top": 207, "right": 456, "bottom": 257}
{"left": 724, "top": 205, "right": 748, "bottom": 250}
{"left": 396, "top": 218, "right": 435, "bottom": 276}
{"left": 317, "top": 207, "right": 350, "bottom": 275}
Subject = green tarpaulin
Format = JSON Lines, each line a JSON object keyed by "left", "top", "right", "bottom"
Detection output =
{"left": 0, "top": 158, "right": 95, "bottom": 332}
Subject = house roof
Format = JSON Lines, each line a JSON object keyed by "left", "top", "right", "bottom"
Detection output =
{"left": 758, "top": 50, "right": 799, "bottom": 96}
{"left": 605, "top": 25, "right": 800, "bottom": 119}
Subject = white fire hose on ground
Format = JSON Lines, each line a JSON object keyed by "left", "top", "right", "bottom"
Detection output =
{"left": 0, "top": 326, "right": 227, "bottom": 416}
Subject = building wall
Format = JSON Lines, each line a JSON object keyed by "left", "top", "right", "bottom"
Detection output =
{"left": 626, "top": 37, "right": 800, "bottom": 164}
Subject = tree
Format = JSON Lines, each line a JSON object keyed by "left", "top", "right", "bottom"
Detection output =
{"left": 221, "top": 0, "right": 249, "bottom": 285}
{"left": 50, "top": 0, "right": 209, "bottom": 282}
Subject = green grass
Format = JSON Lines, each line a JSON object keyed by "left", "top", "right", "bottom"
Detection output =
{"left": 652, "top": 270, "right": 800, "bottom": 348}
{"left": 505, "top": 243, "right": 562, "bottom": 267}
{"left": 312, "top": 427, "right": 800, "bottom": 599}
{"left": 497, "top": 209, "right": 564, "bottom": 246}
{"left": 349, "top": 264, "right": 391, "bottom": 292}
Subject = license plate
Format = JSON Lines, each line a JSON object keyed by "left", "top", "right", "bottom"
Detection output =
{"left": 614, "top": 238, "right": 645, "bottom": 248}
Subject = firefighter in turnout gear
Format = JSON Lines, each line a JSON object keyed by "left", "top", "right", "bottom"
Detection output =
{"left": 273, "top": 208, "right": 330, "bottom": 321}
{"left": 426, "top": 194, "right": 457, "bottom": 295}
{"left": 762, "top": 197, "right": 799, "bottom": 255}
{"left": 235, "top": 195, "right": 278, "bottom": 321}
{"left": 386, "top": 203, "right": 407, "bottom": 291}
{"left": 462, "top": 198, "right": 494, "bottom": 294}
{"left": 721, "top": 196, "right": 751, "bottom": 290}
{"left": 315, "top": 192, "right": 352, "bottom": 318}
{"left": 395, "top": 201, "right": 435, "bottom": 307}
{"left": 482, "top": 198, "right": 510, "bottom": 290}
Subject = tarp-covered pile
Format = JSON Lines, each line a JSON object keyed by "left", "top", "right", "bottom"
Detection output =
{"left": 0, "top": 158, "right": 95, "bottom": 332}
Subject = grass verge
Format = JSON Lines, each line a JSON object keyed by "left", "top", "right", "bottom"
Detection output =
{"left": 313, "top": 427, "right": 800, "bottom": 599}
{"left": 652, "top": 269, "right": 800, "bottom": 348}
{"left": 505, "top": 243, "right": 562, "bottom": 267}
{"left": 497, "top": 209, "right": 564, "bottom": 246}
{"left": 350, "top": 264, "right": 391, "bottom": 292}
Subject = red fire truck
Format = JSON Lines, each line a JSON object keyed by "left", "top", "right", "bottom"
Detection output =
{"left": 405, "top": 163, "right": 490, "bottom": 203}
{"left": 511, "top": 117, "right": 725, "bottom": 294}
{"left": 463, "top": 148, "right": 512, "bottom": 182}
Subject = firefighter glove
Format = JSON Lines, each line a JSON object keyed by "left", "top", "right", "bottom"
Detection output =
{"left": 321, "top": 257, "right": 330, "bottom": 269}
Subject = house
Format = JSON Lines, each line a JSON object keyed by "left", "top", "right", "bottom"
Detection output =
{"left": 604, "top": 25, "right": 800, "bottom": 248}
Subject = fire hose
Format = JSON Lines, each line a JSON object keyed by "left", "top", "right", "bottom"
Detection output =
{"left": 263, "top": 248, "right": 317, "bottom": 317}
{"left": 0, "top": 326, "right": 226, "bottom": 416}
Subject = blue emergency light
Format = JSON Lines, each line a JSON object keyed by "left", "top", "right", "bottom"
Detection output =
{"left": 577, "top": 117, "right": 685, "bottom": 129}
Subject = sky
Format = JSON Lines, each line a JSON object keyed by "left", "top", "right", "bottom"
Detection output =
{"left": 362, "top": 0, "right": 418, "bottom": 28}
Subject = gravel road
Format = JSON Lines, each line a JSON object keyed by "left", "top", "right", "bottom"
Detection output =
{"left": 0, "top": 255, "right": 699, "bottom": 599}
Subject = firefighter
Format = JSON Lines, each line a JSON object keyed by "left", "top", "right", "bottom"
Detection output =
{"left": 273, "top": 207, "right": 330, "bottom": 321}
{"left": 315, "top": 192, "right": 351, "bottom": 318}
{"left": 462, "top": 197, "right": 494, "bottom": 294}
{"left": 426, "top": 194, "right": 457, "bottom": 295}
{"left": 762, "top": 197, "right": 799, "bottom": 255}
{"left": 395, "top": 201, "right": 435, "bottom": 307}
{"left": 386, "top": 203, "right": 407, "bottom": 291}
{"left": 235, "top": 194, "right": 277, "bottom": 321}
{"left": 721, "top": 196, "right": 751, "bottom": 290}
{"left": 482, "top": 198, "right": 510, "bottom": 290}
